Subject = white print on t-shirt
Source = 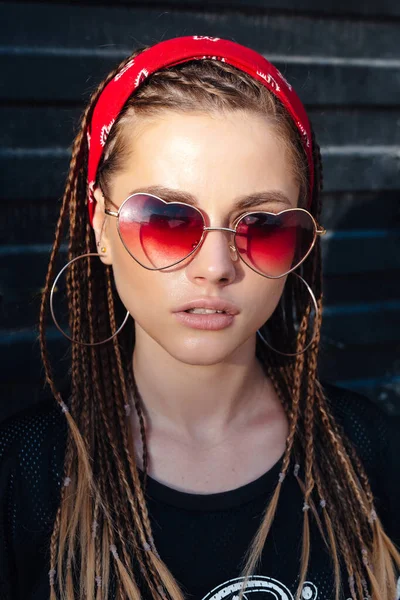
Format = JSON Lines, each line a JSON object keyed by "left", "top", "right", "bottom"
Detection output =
{"left": 201, "top": 576, "right": 318, "bottom": 600}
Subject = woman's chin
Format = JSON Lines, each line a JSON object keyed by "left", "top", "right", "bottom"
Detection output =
{"left": 133, "top": 319, "right": 256, "bottom": 366}
{"left": 160, "top": 333, "right": 251, "bottom": 367}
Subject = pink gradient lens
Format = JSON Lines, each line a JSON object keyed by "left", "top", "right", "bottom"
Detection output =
{"left": 118, "top": 194, "right": 204, "bottom": 269}
{"left": 235, "top": 210, "right": 315, "bottom": 277}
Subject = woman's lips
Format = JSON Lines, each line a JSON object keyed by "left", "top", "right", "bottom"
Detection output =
{"left": 173, "top": 311, "right": 235, "bottom": 330}
{"left": 172, "top": 298, "right": 239, "bottom": 331}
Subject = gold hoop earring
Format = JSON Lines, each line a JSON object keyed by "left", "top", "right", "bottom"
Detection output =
{"left": 49, "top": 252, "right": 130, "bottom": 346}
{"left": 257, "top": 272, "right": 319, "bottom": 357}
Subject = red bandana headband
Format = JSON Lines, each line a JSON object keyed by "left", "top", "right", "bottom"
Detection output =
{"left": 87, "top": 35, "right": 314, "bottom": 226}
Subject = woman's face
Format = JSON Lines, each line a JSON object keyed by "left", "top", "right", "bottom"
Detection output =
{"left": 93, "top": 110, "right": 300, "bottom": 366}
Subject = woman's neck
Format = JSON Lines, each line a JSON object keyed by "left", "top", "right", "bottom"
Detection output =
{"left": 130, "top": 329, "right": 269, "bottom": 444}
{"left": 129, "top": 327, "right": 289, "bottom": 493}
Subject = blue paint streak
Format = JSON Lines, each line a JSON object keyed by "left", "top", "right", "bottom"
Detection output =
{"left": 324, "top": 230, "right": 400, "bottom": 240}
{"left": 0, "top": 244, "right": 68, "bottom": 256}
{"left": 323, "top": 301, "right": 400, "bottom": 316}
{"left": 333, "top": 376, "right": 400, "bottom": 388}
{"left": 0, "top": 328, "right": 65, "bottom": 345}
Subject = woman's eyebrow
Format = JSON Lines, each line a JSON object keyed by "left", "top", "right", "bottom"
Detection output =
{"left": 127, "top": 185, "right": 293, "bottom": 209}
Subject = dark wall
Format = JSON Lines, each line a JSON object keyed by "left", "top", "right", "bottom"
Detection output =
{"left": 1, "top": 1, "right": 400, "bottom": 420}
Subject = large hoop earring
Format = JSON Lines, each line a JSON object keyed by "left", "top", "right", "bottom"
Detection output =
{"left": 257, "top": 272, "right": 319, "bottom": 357}
{"left": 49, "top": 252, "right": 130, "bottom": 346}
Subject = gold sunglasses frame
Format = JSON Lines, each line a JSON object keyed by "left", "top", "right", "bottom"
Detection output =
{"left": 104, "top": 192, "right": 326, "bottom": 279}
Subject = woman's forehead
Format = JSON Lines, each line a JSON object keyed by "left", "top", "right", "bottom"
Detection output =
{"left": 110, "top": 111, "right": 300, "bottom": 210}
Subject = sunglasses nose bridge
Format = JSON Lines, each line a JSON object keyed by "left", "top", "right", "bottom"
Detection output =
{"left": 202, "top": 226, "right": 239, "bottom": 262}
{"left": 203, "top": 226, "right": 236, "bottom": 233}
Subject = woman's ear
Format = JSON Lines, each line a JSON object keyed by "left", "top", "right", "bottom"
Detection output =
{"left": 92, "top": 187, "right": 113, "bottom": 266}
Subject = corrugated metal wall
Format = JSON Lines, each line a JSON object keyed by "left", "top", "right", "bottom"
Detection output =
{"left": 1, "top": 1, "right": 399, "bottom": 420}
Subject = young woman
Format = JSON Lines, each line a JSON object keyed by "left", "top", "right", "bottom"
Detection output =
{"left": 0, "top": 36, "right": 399, "bottom": 600}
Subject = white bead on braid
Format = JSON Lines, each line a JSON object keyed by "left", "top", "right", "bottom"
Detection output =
{"left": 369, "top": 509, "right": 377, "bottom": 523}
{"left": 348, "top": 575, "right": 356, "bottom": 599}
{"left": 48, "top": 568, "right": 56, "bottom": 586}
{"left": 110, "top": 544, "right": 119, "bottom": 559}
{"left": 92, "top": 520, "right": 99, "bottom": 539}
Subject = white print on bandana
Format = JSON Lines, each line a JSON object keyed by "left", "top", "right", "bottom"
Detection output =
{"left": 275, "top": 69, "right": 293, "bottom": 91}
{"left": 134, "top": 68, "right": 149, "bottom": 89}
{"left": 256, "top": 70, "right": 281, "bottom": 93}
{"left": 296, "top": 120, "right": 310, "bottom": 148}
{"left": 114, "top": 59, "right": 135, "bottom": 82}
{"left": 197, "top": 55, "right": 226, "bottom": 62}
{"left": 201, "top": 576, "right": 318, "bottom": 600}
{"left": 193, "top": 36, "right": 220, "bottom": 42}
{"left": 86, "top": 130, "right": 91, "bottom": 150}
{"left": 100, "top": 119, "right": 115, "bottom": 147}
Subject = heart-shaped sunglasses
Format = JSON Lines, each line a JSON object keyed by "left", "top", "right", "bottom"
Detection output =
{"left": 104, "top": 192, "right": 326, "bottom": 279}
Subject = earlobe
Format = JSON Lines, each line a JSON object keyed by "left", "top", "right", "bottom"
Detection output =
{"left": 92, "top": 187, "right": 113, "bottom": 266}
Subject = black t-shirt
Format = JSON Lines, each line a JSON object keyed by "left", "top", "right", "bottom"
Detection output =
{"left": 0, "top": 382, "right": 399, "bottom": 600}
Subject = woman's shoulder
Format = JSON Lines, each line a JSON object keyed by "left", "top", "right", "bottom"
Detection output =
{"left": 319, "top": 379, "right": 400, "bottom": 543}
{"left": 319, "top": 379, "right": 399, "bottom": 448}
{"left": 0, "top": 388, "right": 69, "bottom": 596}
{"left": 319, "top": 379, "right": 399, "bottom": 473}
{"left": 320, "top": 378, "right": 396, "bottom": 420}
{"left": 0, "top": 386, "right": 68, "bottom": 482}
{"left": 1, "top": 390, "right": 64, "bottom": 438}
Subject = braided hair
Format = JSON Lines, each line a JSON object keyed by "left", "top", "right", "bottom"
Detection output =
{"left": 39, "top": 46, "right": 400, "bottom": 600}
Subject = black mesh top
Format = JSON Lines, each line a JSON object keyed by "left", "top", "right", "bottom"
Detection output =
{"left": 0, "top": 381, "right": 399, "bottom": 600}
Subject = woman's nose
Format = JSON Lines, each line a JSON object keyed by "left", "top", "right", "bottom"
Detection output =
{"left": 185, "top": 228, "right": 238, "bottom": 286}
